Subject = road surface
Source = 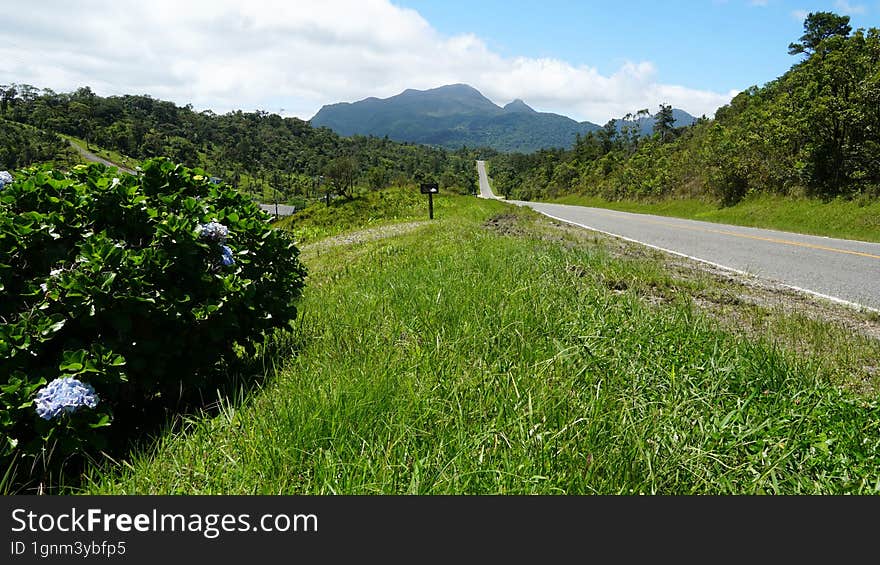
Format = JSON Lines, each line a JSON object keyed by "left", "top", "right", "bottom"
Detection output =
{"left": 476, "top": 159, "right": 501, "bottom": 199}
{"left": 68, "top": 140, "right": 137, "bottom": 175}
{"left": 475, "top": 160, "right": 880, "bottom": 311}
{"left": 259, "top": 203, "right": 297, "bottom": 217}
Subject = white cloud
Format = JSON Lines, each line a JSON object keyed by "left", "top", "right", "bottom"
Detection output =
{"left": 835, "top": 0, "right": 867, "bottom": 14}
{"left": 791, "top": 9, "right": 810, "bottom": 21}
{"left": 0, "top": 0, "right": 734, "bottom": 124}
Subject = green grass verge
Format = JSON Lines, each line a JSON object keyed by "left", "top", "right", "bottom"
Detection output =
{"left": 75, "top": 190, "right": 880, "bottom": 495}
{"left": 275, "top": 185, "right": 450, "bottom": 244}
{"left": 550, "top": 193, "right": 880, "bottom": 243}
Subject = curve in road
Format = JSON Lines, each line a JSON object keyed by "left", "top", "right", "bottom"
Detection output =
{"left": 475, "top": 160, "right": 880, "bottom": 312}
{"left": 68, "top": 140, "right": 137, "bottom": 175}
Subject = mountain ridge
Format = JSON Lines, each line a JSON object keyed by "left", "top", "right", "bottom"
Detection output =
{"left": 311, "top": 84, "right": 696, "bottom": 153}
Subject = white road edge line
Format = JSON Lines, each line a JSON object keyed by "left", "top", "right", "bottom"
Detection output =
{"left": 527, "top": 208, "right": 880, "bottom": 315}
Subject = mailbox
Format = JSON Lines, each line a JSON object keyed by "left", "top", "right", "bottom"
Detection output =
{"left": 420, "top": 183, "right": 439, "bottom": 194}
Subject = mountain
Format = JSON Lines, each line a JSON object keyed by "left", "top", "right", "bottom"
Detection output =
{"left": 311, "top": 84, "right": 698, "bottom": 152}
{"left": 503, "top": 99, "right": 536, "bottom": 113}
{"left": 310, "top": 84, "right": 603, "bottom": 153}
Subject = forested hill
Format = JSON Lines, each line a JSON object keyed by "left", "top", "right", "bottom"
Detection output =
{"left": 490, "top": 12, "right": 880, "bottom": 204}
{"left": 0, "top": 84, "right": 489, "bottom": 199}
{"left": 311, "top": 84, "right": 696, "bottom": 153}
{"left": 0, "top": 118, "right": 72, "bottom": 169}
{"left": 311, "top": 83, "right": 602, "bottom": 153}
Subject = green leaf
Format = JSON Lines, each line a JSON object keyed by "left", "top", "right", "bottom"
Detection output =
{"left": 88, "top": 414, "right": 112, "bottom": 429}
{"left": 42, "top": 316, "right": 66, "bottom": 336}
{"left": 59, "top": 349, "right": 87, "bottom": 372}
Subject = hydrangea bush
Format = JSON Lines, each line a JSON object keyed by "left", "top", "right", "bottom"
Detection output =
{"left": 0, "top": 159, "right": 307, "bottom": 481}
{"left": 34, "top": 378, "right": 99, "bottom": 420}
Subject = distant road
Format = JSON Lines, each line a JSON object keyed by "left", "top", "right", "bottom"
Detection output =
{"left": 475, "top": 160, "right": 880, "bottom": 311}
{"left": 476, "top": 160, "right": 502, "bottom": 199}
{"left": 259, "top": 203, "right": 297, "bottom": 217}
{"left": 68, "top": 139, "right": 136, "bottom": 175}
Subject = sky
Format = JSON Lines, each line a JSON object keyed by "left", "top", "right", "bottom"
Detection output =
{"left": 1, "top": 1, "right": 878, "bottom": 124}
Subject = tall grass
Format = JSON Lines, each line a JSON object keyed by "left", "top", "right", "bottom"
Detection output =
{"left": 551, "top": 193, "right": 880, "bottom": 242}
{"left": 79, "top": 193, "right": 880, "bottom": 494}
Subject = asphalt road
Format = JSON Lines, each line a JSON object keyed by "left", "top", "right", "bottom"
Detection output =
{"left": 259, "top": 203, "right": 297, "bottom": 216}
{"left": 68, "top": 140, "right": 137, "bottom": 175}
{"left": 475, "top": 160, "right": 880, "bottom": 311}
{"left": 476, "top": 160, "right": 500, "bottom": 199}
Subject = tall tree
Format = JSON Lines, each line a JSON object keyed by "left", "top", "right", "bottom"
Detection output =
{"left": 598, "top": 119, "right": 618, "bottom": 153}
{"left": 323, "top": 156, "right": 358, "bottom": 203}
{"left": 788, "top": 11, "right": 851, "bottom": 56}
{"left": 654, "top": 104, "right": 675, "bottom": 142}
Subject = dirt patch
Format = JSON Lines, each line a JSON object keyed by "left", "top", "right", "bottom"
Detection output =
{"left": 483, "top": 212, "right": 528, "bottom": 237}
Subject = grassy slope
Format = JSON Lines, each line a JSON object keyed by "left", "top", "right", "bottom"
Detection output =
{"left": 549, "top": 193, "right": 880, "bottom": 243}
{"left": 61, "top": 135, "right": 141, "bottom": 171}
{"left": 275, "top": 185, "right": 435, "bottom": 244}
{"left": 80, "top": 191, "right": 880, "bottom": 494}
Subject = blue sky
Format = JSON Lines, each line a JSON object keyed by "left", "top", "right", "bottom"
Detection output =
{"left": 1, "top": 1, "right": 877, "bottom": 123}
{"left": 397, "top": 0, "right": 879, "bottom": 96}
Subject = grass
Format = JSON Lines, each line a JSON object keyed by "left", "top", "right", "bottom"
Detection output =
{"left": 550, "top": 193, "right": 880, "bottom": 243}
{"left": 61, "top": 134, "right": 141, "bottom": 171}
{"left": 275, "top": 185, "right": 446, "bottom": 244}
{"left": 73, "top": 188, "right": 880, "bottom": 495}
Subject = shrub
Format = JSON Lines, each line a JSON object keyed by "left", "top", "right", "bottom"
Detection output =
{"left": 0, "top": 158, "right": 307, "bottom": 485}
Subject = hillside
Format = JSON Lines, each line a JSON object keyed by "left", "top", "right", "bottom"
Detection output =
{"left": 312, "top": 84, "right": 696, "bottom": 153}
{"left": 311, "top": 84, "right": 605, "bottom": 152}
{"left": 0, "top": 85, "right": 488, "bottom": 203}
{"left": 490, "top": 18, "right": 880, "bottom": 203}
{"left": 310, "top": 84, "right": 599, "bottom": 152}
{"left": 0, "top": 117, "right": 74, "bottom": 169}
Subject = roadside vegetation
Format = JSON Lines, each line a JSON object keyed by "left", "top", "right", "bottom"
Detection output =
{"left": 549, "top": 193, "right": 880, "bottom": 243}
{"left": 275, "top": 184, "right": 439, "bottom": 244}
{"left": 1, "top": 161, "right": 306, "bottom": 494}
{"left": 74, "top": 189, "right": 879, "bottom": 495}
{"left": 489, "top": 13, "right": 880, "bottom": 240}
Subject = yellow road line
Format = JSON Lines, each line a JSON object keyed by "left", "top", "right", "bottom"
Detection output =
{"left": 586, "top": 209, "right": 880, "bottom": 261}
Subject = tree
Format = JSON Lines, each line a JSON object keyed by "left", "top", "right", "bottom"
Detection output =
{"left": 654, "top": 103, "right": 675, "bottom": 142}
{"left": 323, "top": 156, "right": 358, "bottom": 203}
{"left": 788, "top": 11, "right": 851, "bottom": 56}
{"left": 598, "top": 119, "right": 618, "bottom": 153}
{"left": 367, "top": 165, "right": 389, "bottom": 190}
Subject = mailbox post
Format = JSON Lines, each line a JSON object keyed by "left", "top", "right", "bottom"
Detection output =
{"left": 420, "top": 182, "right": 439, "bottom": 219}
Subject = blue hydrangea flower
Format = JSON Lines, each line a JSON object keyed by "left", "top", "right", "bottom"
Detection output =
{"left": 0, "top": 170, "right": 12, "bottom": 189}
{"left": 220, "top": 244, "right": 235, "bottom": 266}
{"left": 196, "top": 221, "right": 229, "bottom": 243}
{"left": 34, "top": 377, "right": 99, "bottom": 420}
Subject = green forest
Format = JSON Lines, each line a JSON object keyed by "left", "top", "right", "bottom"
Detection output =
{"left": 489, "top": 13, "right": 880, "bottom": 206}
{"left": 0, "top": 84, "right": 489, "bottom": 207}
{"left": 2, "top": 12, "right": 878, "bottom": 213}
